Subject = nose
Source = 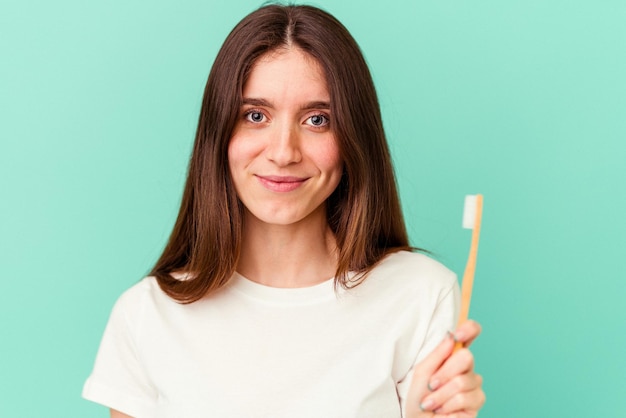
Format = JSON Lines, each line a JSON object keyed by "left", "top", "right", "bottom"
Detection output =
{"left": 265, "top": 121, "right": 302, "bottom": 166}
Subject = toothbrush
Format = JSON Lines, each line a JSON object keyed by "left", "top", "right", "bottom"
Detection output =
{"left": 454, "top": 194, "right": 483, "bottom": 352}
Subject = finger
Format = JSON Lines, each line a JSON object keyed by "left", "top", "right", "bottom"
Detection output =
{"left": 453, "top": 320, "right": 481, "bottom": 347}
{"left": 434, "top": 386, "right": 486, "bottom": 415}
{"left": 428, "top": 348, "right": 475, "bottom": 392}
{"left": 404, "top": 333, "right": 455, "bottom": 414}
{"left": 413, "top": 332, "right": 456, "bottom": 385}
{"left": 421, "top": 372, "right": 482, "bottom": 412}
{"left": 432, "top": 412, "right": 477, "bottom": 418}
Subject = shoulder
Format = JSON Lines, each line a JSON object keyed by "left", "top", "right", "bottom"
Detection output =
{"left": 117, "top": 276, "right": 162, "bottom": 303}
{"left": 350, "top": 250, "right": 458, "bottom": 307}
{"left": 347, "top": 250, "right": 457, "bottom": 305}
{"left": 371, "top": 250, "right": 457, "bottom": 288}
{"left": 112, "top": 276, "right": 175, "bottom": 321}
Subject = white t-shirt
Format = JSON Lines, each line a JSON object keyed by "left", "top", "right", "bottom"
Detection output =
{"left": 83, "top": 251, "right": 459, "bottom": 417}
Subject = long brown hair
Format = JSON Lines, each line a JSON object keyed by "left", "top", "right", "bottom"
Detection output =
{"left": 151, "top": 4, "right": 412, "bottom": 303}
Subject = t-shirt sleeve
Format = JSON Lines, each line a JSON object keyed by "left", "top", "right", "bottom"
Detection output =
{"left": 82, "top": 287, "right": 158, "bottom": 417}
{"left": 396, "top": 278, "right": 460, "bottom": 415}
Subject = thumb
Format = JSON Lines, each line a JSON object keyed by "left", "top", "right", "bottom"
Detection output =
{"left": 405, "top": 332, "right": 455, "bottom": 415}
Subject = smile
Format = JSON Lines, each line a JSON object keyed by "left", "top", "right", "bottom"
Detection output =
{"left": 256, "top": 175, "right": 308, "bottom": 192}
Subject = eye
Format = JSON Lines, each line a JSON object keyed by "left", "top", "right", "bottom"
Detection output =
{"left": 305, "top": 114, "right": 330, "bottom": 128}
{"left": 244, "top": 110, "right": 266, "bottom": 123}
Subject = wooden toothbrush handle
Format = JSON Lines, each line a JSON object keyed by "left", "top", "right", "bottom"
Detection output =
{"left": 454, "top": 194, "right": 483, "bottom": 352}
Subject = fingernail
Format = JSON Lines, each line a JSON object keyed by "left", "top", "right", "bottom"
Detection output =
{"left": 419, "top": 398, "right": 435, "bottom": 411}
{"left": 448, "top": 330, "right": 466, "bottom": 342}
{"left": 428, "top": 379, "right": 440, "bottom": 391}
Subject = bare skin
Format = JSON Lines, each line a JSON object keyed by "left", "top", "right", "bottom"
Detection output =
{"left": 108, "top": 48, "right": 485, "bottom": 417}
{"left": 406, "top": 320, "right": 485, "bottom": 417}
{"left": 230, "top": 48, "right": 485, "bottom": 417}
{"left": 228, "top": 48, "right": 342, "bottom": 288}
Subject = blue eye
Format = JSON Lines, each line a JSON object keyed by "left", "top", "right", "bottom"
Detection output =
{"left": 245, "top": 111, "right": 265, "bottom": 123}
{"left": 307, "top": 114, "right": 329, "bottom": 127}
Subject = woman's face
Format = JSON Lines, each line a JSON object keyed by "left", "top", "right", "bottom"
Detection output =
{"left": 228, "top": 48, "right": 343, "bottom": 228}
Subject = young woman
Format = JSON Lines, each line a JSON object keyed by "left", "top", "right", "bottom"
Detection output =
{"left": 84, "top": 4, "right": 485, "bottom": 417}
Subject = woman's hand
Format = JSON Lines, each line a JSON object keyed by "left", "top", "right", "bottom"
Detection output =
{"left": 405, "top": 320, "right": 485, "bottom": 417}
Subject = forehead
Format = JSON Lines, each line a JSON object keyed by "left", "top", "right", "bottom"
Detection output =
{"left": 244, "top": 48, "right": 329, "bottom": 98}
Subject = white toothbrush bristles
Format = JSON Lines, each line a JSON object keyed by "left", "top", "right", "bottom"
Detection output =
{"left": 463, "top": 195, "right": 478, "bottom": 229}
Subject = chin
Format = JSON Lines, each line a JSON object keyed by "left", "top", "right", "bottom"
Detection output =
{"left": 246, "top": 205, "right": 325, "bottom": 227}
{"left": 252, "top": 213, "right": 306, "bottom": 226}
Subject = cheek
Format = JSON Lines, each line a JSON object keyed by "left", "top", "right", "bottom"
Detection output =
{"left": 314, "top": 141, "right": 343, "bottom": 175}
{"left": 227, "top": 134, "right": 256, "bottom": 172}
{"left": 226, "top": 139, "right": 238, "bottom": 170}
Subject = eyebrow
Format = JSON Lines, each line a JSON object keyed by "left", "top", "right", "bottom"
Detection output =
{"left": 242, "top": 97, "right": 331, "bottom": 111}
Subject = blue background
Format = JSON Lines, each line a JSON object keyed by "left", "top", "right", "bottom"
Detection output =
{"left": 1, "top": 0, "right": 625, "bottom": 416}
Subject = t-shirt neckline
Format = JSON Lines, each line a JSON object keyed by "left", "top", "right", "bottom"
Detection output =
{"left": 227, "top": 272, "right": 338, "bottom": 305}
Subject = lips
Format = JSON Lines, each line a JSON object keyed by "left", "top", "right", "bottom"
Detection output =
{"left": 256, "top": 175, "right": 308, "bottom": 192}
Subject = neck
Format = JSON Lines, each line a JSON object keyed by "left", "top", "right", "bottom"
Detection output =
{"left": 236, "top": 208, "right": 338, "bottom": 288}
